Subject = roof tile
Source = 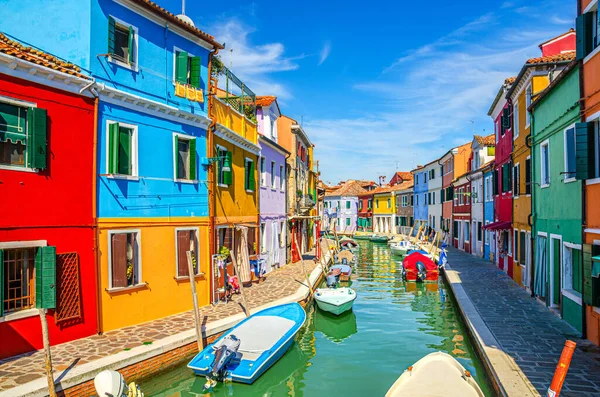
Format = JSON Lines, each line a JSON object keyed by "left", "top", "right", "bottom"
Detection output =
{"left": 255, "top": 96, "right": 277, "bottom": 107}
{"left": 526, "top": 51, "right": 575, "bottom": 65}
{"left": 474, "top": 134, "right": 495, "bottom": 146}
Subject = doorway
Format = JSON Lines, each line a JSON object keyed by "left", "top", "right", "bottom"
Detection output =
{"left": 549, "top": 235, "right": 562, "bottom": 309}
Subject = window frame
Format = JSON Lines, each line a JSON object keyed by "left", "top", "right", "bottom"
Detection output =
{"left": 513, "top": 101, "right": 519, "bottom": 139}
{"left": 279, "top": 165, "right": 285, "bottom": 191}
{"left": 260, "top": 222, "right": 266, "bottom": 253}
{"left": 174, "top": 227, "right": 200, "bottom": 279}
{"left": 525, "top": 84, "right": 532, "bottom": 128}
{"left": 172, "top": 46, "right": 201, "bottom": 87}
{"left": 561, "top": 241, "right": 583, "bottom": 303}
{"left": 108, "top": 15, "right": 139, "bottom": 72}
{"left": 513, "top": 162, "right": 520, "bottom": 198}
{"left": 540, "top": 139, "right": 550, "bottom": 188}
{"left": 173, "top": 132, "right": 197, "bottom": 183}
{"left": 563, "top": 124, "right": 577, "bottom": 184}
{"left": 260, "top": 156, "right": 266, "bottom": 186}
{"left": 107, "top": 229, "right": 143, "bottom": 292}
{"left": 0, "top": 96, "right": 37, "bottom": 172}
{"left": 216, "top": 145, "right": 229, "bottom": 187}
{"left": 270, "top": 160, "right": 276, "bottom": 189}
{"left": 106, "top": 120, "right": 139, "bottom": 179}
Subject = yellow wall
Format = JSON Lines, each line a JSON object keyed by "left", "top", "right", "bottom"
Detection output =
{"left": 214, "top": 136, "right": 259, "bottom": 225}
{"left": 373, "top": 193, "right": 395, "bottom": 215}
{"left": 98, "top": 217, "right": 211, "bottom": 332}
{"left": 213, "top": 99, "right": 257, "bottom": 144}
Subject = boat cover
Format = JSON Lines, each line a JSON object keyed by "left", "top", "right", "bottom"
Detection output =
{"left": 331, "top": 264, "right": 352, "bottom": 275}
{"left": 402, "top": 252, "right": 438, "bottom": 281}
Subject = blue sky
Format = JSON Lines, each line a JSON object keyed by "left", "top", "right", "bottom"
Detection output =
{"left": 160, "top": 0, "right": 575, "bottom": 184}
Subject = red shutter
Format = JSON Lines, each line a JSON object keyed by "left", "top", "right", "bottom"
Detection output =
{"left": 177, "top": 230, "right": 191, "bottom": 277}
{"left": 111, "top": 234, "right": 128, "bottom": 288}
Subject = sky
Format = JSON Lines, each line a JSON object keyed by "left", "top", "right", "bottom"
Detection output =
{"left": 158, "top": 0, "right": 576, "bottom": 185}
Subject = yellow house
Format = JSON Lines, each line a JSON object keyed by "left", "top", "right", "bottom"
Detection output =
{"left": 209, "top": 67, "right": 260, "bottom": 303}
{"left": 372, "top": 186, "right": 396, "bottom": 233}
{"left": 506, "top": 48, "right": 574, "bottom": 287}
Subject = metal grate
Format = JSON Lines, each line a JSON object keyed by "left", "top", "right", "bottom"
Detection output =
{"left": 3, "top": 248, "right": 35, "bottom": 313}
{"left": 55, "top": 252, "right": 82, "bottom": 324}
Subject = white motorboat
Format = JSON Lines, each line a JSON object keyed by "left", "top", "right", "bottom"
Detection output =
{"left": 385, "top": 352, "right": 485, "bottom": 397}
{"left": 314, "top": 287, "right": 356, "bottom": 316}
{"left": 389, "top": 240, "right": 415, "bottom": 257}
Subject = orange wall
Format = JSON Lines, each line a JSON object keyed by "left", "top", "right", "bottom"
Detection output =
{"left": 582, "top": 0, "right": 594, "bottom": 12}
{"left": 277, "top": 115, "right": 295, "bottom": 154}
{"left": 454, "top": 143, "right": 472, "bottom": 177}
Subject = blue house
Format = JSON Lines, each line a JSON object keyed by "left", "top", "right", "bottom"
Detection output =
{"left": 483, "top": 163, "right": 495, "bottom": 262}
{"left": 411, "top": 166, "right": 429, "bottom": 229}
{"left": 1, "top": 0, "right": 224, "bottom": 332}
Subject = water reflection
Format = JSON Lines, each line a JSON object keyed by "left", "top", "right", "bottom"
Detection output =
{"left": 314, "top": 309, "right": 358, "bottom": 343}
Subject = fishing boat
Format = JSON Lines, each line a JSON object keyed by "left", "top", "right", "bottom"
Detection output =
{"left": 389, "top": 240, "right": 415, "bottom": 257}
{"left": 314, "top": 287, "right": 357, "bottom": 316}
{"left": 369, "top": 234, "right": 390, "bottom": 243}
{"left": 330, "top": 263, "right": 352, "bottom": 281}
{"left": 401, "top": 252, "right": 439, "bottom": 282}
{"left": 385, "top": 352, "right": 484, "bottom": 397}
{"left": 188, "top": 303, "right": 306, "bottom": 386}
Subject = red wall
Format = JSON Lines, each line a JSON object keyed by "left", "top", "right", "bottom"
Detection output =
{"left": 358, "top": 195, "right": 373, "bottom": 216}
{"left": 540, "top": 32, "right": 576, "bottom": 57}
{"left": 0, "top": 74, "right": 97, "bottom": 358}
{"left": 494, "top": 102, "right": 513, "bottom": 224}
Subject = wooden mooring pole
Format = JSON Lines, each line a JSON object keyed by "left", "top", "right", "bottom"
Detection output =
{"left": 186, "top": 251, "right": 204, "bottom": 351}
{"left": 295, "top": 233, "right": 313, "bottom": 299}
{"left": 39, "top": 309, "right": 56, "bottom": 397}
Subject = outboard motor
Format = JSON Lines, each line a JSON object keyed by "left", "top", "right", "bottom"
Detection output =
{"left": 326, "top": 274, "right": 339, "bottom": 288}
{"left": 416, "top": 261, "right": 428, "bottom": 282}
{"left": 205, "top": 335, "right": 241, "bottom": 388}
{"left": 341, "top": 258, "right": 348, "bottom": 265}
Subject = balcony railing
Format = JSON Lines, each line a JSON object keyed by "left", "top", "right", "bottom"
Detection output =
{"left": 213, "top": 99, "right": 257, "bottom": 144}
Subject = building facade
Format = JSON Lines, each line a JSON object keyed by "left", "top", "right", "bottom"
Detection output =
{"left": 452, "top": 175, "right": 471, "bottom": 253}
{"left": 357, "top": 192, "right": 374, "bottom": 231}
{"left": 412, "top": 167, "right": 428, "bottom": 228}
{"left": 483, "top": 163, "right": 496, "bottom": 262}
{"left": 373, "top": 187, "right": 395, "bottom": 234}
{"left": 470, "top": 135, "right": 496, "bottom": 258}
{"left": 440, "top": 149, "right": 457, "bottom": 242}
{"left": 424, "top": 160, "right": 443, "bottom": 234}
{"left": 323, "top": 181, "right": 367, "bottom": 233}
{"left": 394, "top": 181, "right": 415, "bottom": 234}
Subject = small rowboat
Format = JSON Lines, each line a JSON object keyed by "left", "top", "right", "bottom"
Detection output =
{"left": 340, "top": 237, "right": 359, "bottom": 250}
{"left": 330, "top": 264, "right": 352, "bottom": 281}
{"left": 352, "top": 233, "right": 371, "bottom": 240}
{"left": 389, "top": 240, "right": 415, "bottom": 257}
{"left": 314, "top": 287, "right": 357, "bottom": 316}
{"left": 385, "top": 352, "right": 484, "bottom": 397}
{"left": 369, "top": 235, "right": 390, "bottom": 243}
{"left": 188, "top": 303, "right": 306, "bottom": 385}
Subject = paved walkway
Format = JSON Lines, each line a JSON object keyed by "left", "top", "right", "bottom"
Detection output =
{"left": 0, "top": 252, "right": 322, "bottom": 392}
{"left": 447, "top": 248, "right": 600, "bottom": 397}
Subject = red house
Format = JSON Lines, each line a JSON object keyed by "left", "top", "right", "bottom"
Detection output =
{"left": 452, "top": 175, "right": 471, "bottom": 253}
{"left": 485, "top": 77, "right": 514, "bottom": 277}
{"left": 357, "top": 192, "right": 374, "bottom": 231}
{"left": 0, "top": 34, "right": 97, "bottom": 358}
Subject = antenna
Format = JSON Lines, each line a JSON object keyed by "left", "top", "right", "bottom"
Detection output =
{"left": 182, "top": 0, "right": 185, "bottom": 14}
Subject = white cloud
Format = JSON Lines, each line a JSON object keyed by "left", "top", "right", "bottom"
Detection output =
{"left": 319, "top": 41, "right": 331, "bottom": 65}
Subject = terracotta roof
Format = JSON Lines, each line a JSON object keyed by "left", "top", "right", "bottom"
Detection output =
{"left": 0, "top": 33, "right": 90, "bottom": 79}
{"left": 371, "top": 185, "right": 394, "bottom": 195}
{"left": 392, "top": 171, "right": 413, "bottom": 182}
{"left": 474, "top": 134, "right": 495, "bottom": 146}
{"left": 391, "top": 180, "right": 414, "bottom": 192}
{"left": 129, "top": 0, "right": 223, "bottom": 49}
{"left": 525, "top": 51, "right": 575, "bottom": 65}
{"left": 505, "top": 76, "right": 516, "bottom": 85}
{"left": 325, "top": 180, "right": 368, "bottom": 197}
{"left": 255, "top": 96, "right": 277, "bottom": 107}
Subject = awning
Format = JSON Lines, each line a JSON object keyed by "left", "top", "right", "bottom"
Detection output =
{"left": 482, "top": 221, "right": 512, "bottom": 230}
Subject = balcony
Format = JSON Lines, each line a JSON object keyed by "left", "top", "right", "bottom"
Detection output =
{"left": 299, "top": 195, "right": 316, "bottom": 212}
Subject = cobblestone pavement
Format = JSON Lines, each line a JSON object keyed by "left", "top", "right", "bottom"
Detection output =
{"left": 0, "top": 253, "right": 322, "bottom": 392}
{"left": 447, "top": 248, "right": 600, "bottom": 397}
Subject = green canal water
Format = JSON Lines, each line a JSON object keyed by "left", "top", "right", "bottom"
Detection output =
{"left": 141, "top": 241, "right": 493, "bottom": 396}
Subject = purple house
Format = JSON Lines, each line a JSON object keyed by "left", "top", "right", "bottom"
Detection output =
{"left": 257, "top": 96, "right": 289, "bottom": 272}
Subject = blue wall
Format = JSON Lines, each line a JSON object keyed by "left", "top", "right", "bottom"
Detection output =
{"left": 413, "top": 171, "right": 428, "bottom": 224}
{"left": 483, "top": 169, "right": 495, "bottom": 261}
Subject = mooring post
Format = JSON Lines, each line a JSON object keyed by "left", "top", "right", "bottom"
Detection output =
{"left": 186, "top": 251, "right": 204, "bottom": 351}
{"left": 39, "top": 309, "right": 56, "bottom": 397}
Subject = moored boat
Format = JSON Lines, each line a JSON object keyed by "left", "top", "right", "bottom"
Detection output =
{"left": 385, "top": 352, "right": 484, "bottom": 397}
{"left": 401, "top": 252, "right": 439, "bottom": 282}
{"left": 369, "top": 234, "right": 390, "bottom": 243}
{"left": 352, "top": 233, "right": 371, "bottom": 240}
{"left": 389, "top": 240, "right": 415, "bottom": 257}
{"left": 330, "top": 263, "right": 352, "bottom": 281}
{"left": 188, "top": 303, "right": 306, "bottom": 385}
{"left": 314, "top": 287, "right": 357, "bottom": 316}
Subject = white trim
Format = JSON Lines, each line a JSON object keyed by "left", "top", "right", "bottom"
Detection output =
{"left": 214, "top": 124, "right": 260, "bottom": 155}
{"left": 0, "top": 240, "right": 47, "bottom": 249}
{"left": 586, "top": 177, "right": 600, "bottom": 186}
{"left": 584, "top": 0, "right": 598, "bottom": 14}
{"left": 563, "top": 123, "right": 577, "bottom": 183}
{"left": 549, "top": 234, "right": 563, "bottom": 308}
{"left": 107, "top": 229, "right": 142, "bottom": 290}
{"left": 106, "top": 283, "right": 147, "bottom": 293}
{"left": 0, "top": 308, "right": 39, "bottom": 323}
{"left": 174, "top": 227, "right": 200, "bottom": 277}
{"left": 584, "top": 44, "right": 600, "bottom": 65}
{"left": 538, "top": 231, "right": 548, "bottom": 237}
{"left": 0, "top": 165, "right": 38, "bottom": 173}
{"left": 525, "top": 83, "right": 532, "bottom": 129}
{"left": 540, "top": 139, "right": 550, "bottom": 188}
{"left": 107, "top": 15, "right": 139, "bottom": 72}
{"left": 586, "top": 109, "right": 600, "bottom": 123}
{"left": 513, "top": 101, "right": 519, "bottom": 139}
{"left": 564, "top": 242, "right": 582, "bottom": 250}
{"left": 594, "top": 306, "right": 600, "bottom": 315}
{"left": 0, "top": 94, "right": 36, "bottom": 108}
{"left": 561, "top": 289, "right": 582, "bottom": 306}
{"left": 172, "top": 132, "right": 197, "bottom": 183}
{"left": 105, "top": 120, "right": 139, "bottom": 177}
{"left": 586, "top": 228, "right": 600, "bottom": 235}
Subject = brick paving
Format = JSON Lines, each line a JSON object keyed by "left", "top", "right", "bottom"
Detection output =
{"left": 0, "top": 252, "right": 322, "bottom": 392}
{"left": 447, "top": 248, "right": 600, "bottom": 397}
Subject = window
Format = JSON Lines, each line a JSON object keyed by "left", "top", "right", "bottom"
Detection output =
{"left": 260, "top": 157, "right": 266, "bottom": 186}
{"left": 513, "top": 163, "right": 520, "bottom": 197}
{"left": 526, "top": 85, "right": 532, "bottom": 127}
{"left": 514, "top": 229, "right": 519, "bottom": 263}
{"left": 260, "top": 223, "right": 266, "bottom": 252}
{"left": 502, "top": 162, "right": 512, "bottom": 193}
{"left": 174, "top": 135, "right": 196, "bottom": 181}
{"left": 109, "top": 231, "right": 141, "bottom": 289}
{"left": 564, "top": 127, "right": 576, "bottom": 182}
{"left": 485, "top": 223, "right": 490, "bottom": 244}
{"left": 108, "top": 122, "right": 137, "bottom": 177}
{"left": 428, "top": 192, "right": 431, "bottom": 205}
{"left": 478, "top": 222, "right": 483, "bottom": 242}
{"left": 387, "top": 198, "right": 391, "bottom": 208}
{"left": 507, "top": 230, "right": 512, "bottom": 256}
{"left": 280, "top": 165, "right": 285, "bottom": 190}
{"left": 415, "top": 196, "right": 418, "bottom": 206}
{"left": 402, "top": 195, "right": 408, "bottom": 207}
{"left": 176, "top": 229, "right": 199, "bottom": 277}
{"left": 279, "top": 221, "right": 285, "bottom": 248}
{"left": 217, "top": 147, "right": 232, "bottom": 186}
{"left": 465, "top": 222, "right": 470, "bottom": 243}
{"left": 441, "top": 189, "right": 445, "bottom": 202}
{"left": 368, "top": 199, "right": 373, "bottom": 209}
{"left": 174, "top": 50, "right": 201, "bottom": 88}
{"left": 520, "top": 230, "right": 526, "bottom": 265}
{"left": 541, "top": 141, "right": 550, "bottom": 187}
{"left": 346, "top": 218, "right": 351, "bottom": 226}
{"left": 525, "top": 157, "right": 532, "bottom": 195}
{"left": 245, "top": 158, "right": 256, "bottom": 191}
{"left": 563, "top": 244, "right": 582, "bottom": 294}
{"left": 346, "top": 201, "right": 351, "bottom": 209}
{"left": 108, "top": 16, "right": 137, "bottom": 68}
{"left": 271, "top": 161, "right": 276, "bottom": 188}
{"left": 410, "top": 195, "right": 413, "bottom": 206}
{"left": 0, "top": 102, "right": 47, "bottom": 170}
{"left": 432, "top": 217, "right": 435, "bottom": 229}
{"left": 576, "top": 11, "right": 599, "bottom": 60}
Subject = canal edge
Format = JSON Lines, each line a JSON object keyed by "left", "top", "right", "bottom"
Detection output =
{"left": 0, "top": 252, "right": 330, "bottom": 397}
{"left": 442, "top": 264, "right": 540, "bottom": 397}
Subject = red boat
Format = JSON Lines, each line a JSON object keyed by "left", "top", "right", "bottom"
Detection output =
{"left": 402, "top": 252, "right": 439, "bottom": 282}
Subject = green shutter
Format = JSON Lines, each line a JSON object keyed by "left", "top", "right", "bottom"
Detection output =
{"left": 189, "top": 138, "right": 196, "bottom": 181}
{"left": 174, "top": 135, "right": 179, "bottom": 179}
{"left": 583, "top": 244, "right": 594, "bottom": 305}
{"left": 128, "top": 25, "right": 134, "bottom": 64}
{"left": 108, "top": 123, "right": 120, "bottom": 174}
{"left": 576, "top": 13, "right": 594, "bottom": 61}
{"left": 35, "top": 246, "right": 56, "bottom": 310}
{"left": 176, "top": 52, "right": 188, "bottom": 84}
{"left": 502, "top": 108, "right": 510, "bottom": 129}
{"left": 26, "top": 107, "right": 48, "bottom": 170}
{"left": 249, "top": 160, "right": 256, "bottom": 191}
{"left": 244, "top": 159, "right": 249, "bottom": 190}
{"left": 576, "top": 122, "right": 594, "bottom": 180}
{"left": 0, "top": 249, "right": 3, "bottom": 317}
{"left": 190, "top": 56, "right": 201, "bottom": 88}
{"left": 108, "top": 16, "right": 116, "bottom": 54}
{"left": 346, "top": 201, "right": 351, "bottom": 209}
{"left": 118, "top": 127, "right": 132, "bottom": 175}
{"left": 223, "top": 151, "right": 232, "bottom": 185}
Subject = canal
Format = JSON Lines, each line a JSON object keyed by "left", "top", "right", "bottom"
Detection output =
{"left": 141, "top": 241, "right": 493, "bottom": 396}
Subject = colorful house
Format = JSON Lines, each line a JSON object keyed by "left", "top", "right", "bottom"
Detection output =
{"left": 486, "top": 77, "right": 515, "bottom": 276}
{"left": 373, "top": 186, "right": 396, "bottom": 234}
{"left": 0, "top": 34, "right": 97, "bottom": 359}
{"left": 440, "top": 149, "right": 457, "bottom": 240}
{"left": 530, "top": 61, "right": 582, "bottom": 333}
{"left": 323, "top": 181, "right": 367, "bottom": 233}
{"left": 424, "top": 160, "right": 443, "bottom": 234}
{"left": 412, "top": 166, "right": 428, "bottom": 228}
{"left": 506, "top": 32, "right": 575, "bottom": 287}
{"left": 257, "top": 96, "right": 288, "bottom": 274}
{"left": 394, "top": 181, "right": 415, "bottom": 235}
{"left": 357, "top": 192, "right": 374, "bottom": 231}
{"left": 482, "top": 162, "right": 496, "bottom": 262}
{"left": 452, "top": 173, "right": 471, "bottom": 253}
{"left": 575, "top": 1, "right": 600, "bottom": 345}
{"left": 1, "top": 0, "right": 222, "bottom": 331}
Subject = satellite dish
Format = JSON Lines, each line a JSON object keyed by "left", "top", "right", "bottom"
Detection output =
{"left": 176, "top": 14, "right": 195, "bottom": 27}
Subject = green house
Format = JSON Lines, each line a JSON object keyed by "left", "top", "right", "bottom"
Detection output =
{"left": 530, "top": 62, "right": 583, "bottom": 333}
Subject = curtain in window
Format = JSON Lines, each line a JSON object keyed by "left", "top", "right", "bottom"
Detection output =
{"left": 534, "top": 236, "right": 547, "bottom": 298}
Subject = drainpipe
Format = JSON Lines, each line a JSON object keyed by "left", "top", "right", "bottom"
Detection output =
{"left": 207, "top": 45, "right": 220, "bottom": 297}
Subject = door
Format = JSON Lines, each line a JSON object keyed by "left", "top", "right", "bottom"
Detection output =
{"left": 524, "top": 232, "right": 531, "bottom": 290}
{"left": 549, "top": 236, "right": 562, "bottom": 309}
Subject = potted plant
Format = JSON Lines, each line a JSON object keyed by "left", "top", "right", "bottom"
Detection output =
{"left": 217, "top": 246, "right": 231, "bottom": 268}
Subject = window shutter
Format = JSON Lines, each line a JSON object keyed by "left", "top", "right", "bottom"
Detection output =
{"left": 223, "top": 151, "right": 232, "bottom": 185}
{"left": 520, "top": 231, "right": 526, "bottom": 264}
{"left": 575, "top": 122, "right": 594, "bottom": 180}
{"left": 111, "top": 234, "right": 128, "bottom": 288}
{"left": 0, "top": 249, "right": 3, "bottom": 317}
{"left": 118, "top": 127, "right": 132, "bottom": 175}
{"left": 487, "top": 146, "right": 495, "bottom": 156}
{"left": 190, "top": 56, "right": 201, "bottom": 88}
{"left": 189, "top": 138, "right": 197, "bottom": 181}
{"left": 176, "top": 52, "right": 188, "bottom": 84}
{"left": 493, "top": 170, "right": 499, "bottom": 195}
{"left": 583, "top": 244, "right": 594, "bottom": 305}
{"left": 35, "top": 246, "right": 56, "bottom": 309}
{"left": 174, "top": 135, "right": 179, "bottom": 179}
{"left": 177, "top": 230, "right": 191, "bottom": 277}
{"left": 502, "top": 108, "right": 510, "bottom": 129}
{"left": 128, "top": 25, "right": 134, "bottom": 64}
{"left": 27, "top": 107, "right": 48, "bottom": 170}
{"left": 525, "top": 158, "right": 531, "bottom": 195}
{"left": 249, "top": 160, "right": 256, "bottom": 191}
{"left": 576, "top": 13, "right": 594, "bottom": 61}
{"left": 244, "top": 160, "right": 249, "bottom": 190}
{"left": 108, "top": 16, "right": 116, "bottom": 54}
{"left": 108, "top": 123, "right": 120, "bottom": 174}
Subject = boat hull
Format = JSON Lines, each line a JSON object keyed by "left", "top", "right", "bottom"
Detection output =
{"left": 314, "top": 288, "right": 356, "bottom": 316}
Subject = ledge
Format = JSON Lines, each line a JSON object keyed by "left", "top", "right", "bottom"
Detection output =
{"left": 105, "top": 283, "right": 148, "bottom": 294}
